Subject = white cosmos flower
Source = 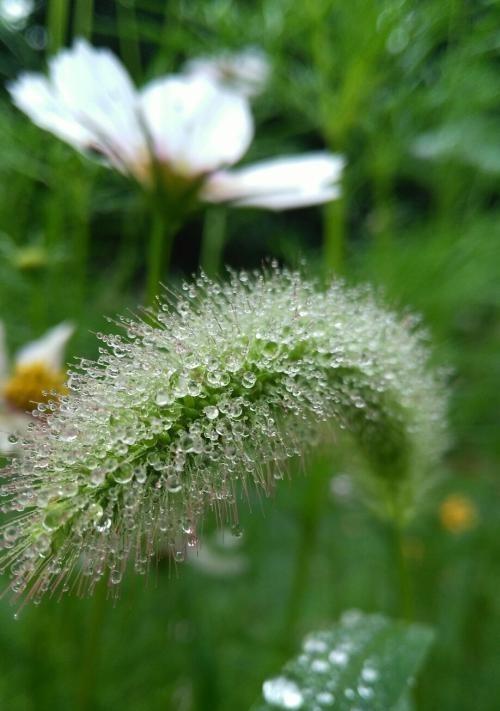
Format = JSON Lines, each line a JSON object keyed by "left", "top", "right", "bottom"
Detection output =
{"left": 203, "top": 153, "right": 346, "bottom": 210}
{"left": 9, "top": 39, "right": 344, "bottom": 210}
{"left": 0, "top": 321, "right": 73, "bottom": 454}
{"left": 184, "top": 47, "right": 270, "bottom": 97}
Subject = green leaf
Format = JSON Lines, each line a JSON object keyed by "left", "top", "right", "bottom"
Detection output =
{"left": 252, "top": 611, "right": 434, "bottom": 710}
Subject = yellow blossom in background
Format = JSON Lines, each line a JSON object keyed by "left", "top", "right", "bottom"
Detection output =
{"left": 3, "top": 361, "right": 68, "bottom": 412}
{"left": 0, "top": 321, "right": 73, "bottom": 453}
{"left": 439, "top": 494, "right": 478, "bottom": 534}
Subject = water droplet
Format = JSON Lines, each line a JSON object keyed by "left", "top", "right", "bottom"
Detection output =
{"left": 204, "top": 406, "right": 219, "bottom": 420}
{"left": 95, "top": 516, "right": 112, "bottom": 534}
{"left": 155, "top": 390, "right": 172, "bottom": 406}
{"left": 262, "top": 676, "right": 304, "bottom": 709}
{"left": 110, "top": 569, "right": 122, "bottom": 585}
{"left": 60, "top": 425, "right": 78, "bottom": 442}
{"left": 303, "top": 638, "right": 327, "bottom": 654}
{"left": 89, "top": 468, "right": 106, "bottom": 487}
{"left": 316, "top": 691, "right": 334, "bottom": 706}
{"left": 230, "top": 523, "right": 243, "bottom": 538}
{"left": 113, "top": 464, "right": 134, "bottom": 484}
{"left": 242, "top": 371, "right": 257, "bottom": 388}
{"left": 361, "top": 665, "right": 379, "bottom": 683}
{"left": 166, "top": 474, "right": 182, "bottom": 493}
{"left": 311, "top": 659, "right": 329, "bottom": 673}
{"left": 328, "top": 649, "right": 348, "bottom": 666}
{"left": 43, "top": 507, "right": 67, "bottom": 531}
{"left": 358, "top": 684, "right": 374, "bottom": 700}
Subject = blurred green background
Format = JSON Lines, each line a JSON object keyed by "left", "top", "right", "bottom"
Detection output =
{"left": 0, "top": 1, "right": 499, "bottom": 709}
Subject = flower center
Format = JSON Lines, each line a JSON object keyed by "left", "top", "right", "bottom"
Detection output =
{"left": 439, "top": 494, "right": 477, "bottom": 534}
{"left": 2, "top": 362, "right": 68, "bottom": 412}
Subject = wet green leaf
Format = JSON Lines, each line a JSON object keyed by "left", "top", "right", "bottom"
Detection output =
{"left": 253, "top": 611, "right": 433, "bottom": 710}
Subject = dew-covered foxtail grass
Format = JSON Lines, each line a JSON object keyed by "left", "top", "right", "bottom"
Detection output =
{"left": 0, "top": 270, "right": 447, "bottom": 603}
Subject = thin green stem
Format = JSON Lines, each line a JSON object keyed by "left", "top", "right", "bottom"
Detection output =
{"left": 117, "top": 0, "right": 142, "bottom": 81}
{"left": 391, "top": 519, "right": 414, "bottom": 621}
{"left": 200, "top": 208, "right": 227, "bottom": 277}
{"left": 73, "top": 0, "right": 94, "bottom": 39}
{"left": 73, "top": 174, "right": 92, "bottom": 314}
{"left": 76, "top": 580, "right": 108, "bottom": 711}
{"left": 323, "top": 198, "right": 346, "bottom": 274}
{"left": 372, "top": 158, "right": 395, "bottom": 256}
{"left": 281, "top": 457, "right": 329, "bottom": 652}
{"left": 113, "top": 209, "right": 141, "bottom": 293}
{"left": 180, "top": 573, "right": 219, "bottom": 711}
{"left": 47, "top": 0, "right": 69, "bottom": 55}
{"left": 145, "top": 207, "right": 176, "bottom": 305}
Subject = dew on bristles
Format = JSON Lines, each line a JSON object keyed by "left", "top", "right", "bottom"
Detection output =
{"left": 0, "top": 269, "right": 447, "bottom": 603}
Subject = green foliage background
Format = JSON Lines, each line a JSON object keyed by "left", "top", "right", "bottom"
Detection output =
{"left": 0, "top": 1, "right": 499, "bottom": 709}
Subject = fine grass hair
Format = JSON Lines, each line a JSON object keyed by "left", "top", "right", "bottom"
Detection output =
{"left": 0, "top": 269, "right": 447, "bottom": 603}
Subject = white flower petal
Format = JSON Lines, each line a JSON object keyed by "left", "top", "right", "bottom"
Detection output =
{"left": 202, "top": 152, "right": 345, "bottom": 209}
{"left": 232, "top": 185, "right": 342, "bottom": 210}
{"left": 16, "top": 322, "right": 74, "bottom": 370}
{"left": 184, "top": 48, "right": 270, "bottom": 97}
{"left": 48, "top": 39, "right": 146, "bottom": 170}
{"left": 8, "top": 72, "right": 94, "bottom": 150}
{"left": 9, "top": 39, "right": 147, "bottom": 174}
{"left": 140, "top": 74, "right": 254, "bottom": 176}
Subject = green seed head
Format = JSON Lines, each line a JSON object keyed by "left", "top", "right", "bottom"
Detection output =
{"left": 0, "top": 270, "right": 447, "bottom": 602}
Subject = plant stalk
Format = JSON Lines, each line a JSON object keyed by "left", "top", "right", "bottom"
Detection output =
{"left": 76, "top": 580, "right": 108, "bottom": 711}
{"left": 47, "top": 0, "right": 69, "bottom": 55}
{"left": 73, "top": 0, "right": 94, "bottom": 39}
{"left": 282, "top": 457, "right": 329, "bottom": 652}
{"left": 200, "top": 208, "right": 227, "bottom": 277}
{"left": 323, "top": 198, "right": 346, "bottom": 274}
{"left": 392, "top": 518, "right": 414, "bottom": 621}
{"left": 145, "top": 207, "right": 176, "bottom": 305}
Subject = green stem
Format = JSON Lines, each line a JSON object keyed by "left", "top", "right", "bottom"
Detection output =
{"left": 180, "top": 573, "right": 219, "bottom": 711}
{"left": 200, "top": 208, "right": 227, "bottom": 277}
{"left": 117, "top": 0, "right": 142, "bottom": 81}
{"left": 113, "top": 209, "right": 141, "bottom": 293}
{"left": 323, "top": 198, "right": 346, "bottom": 274}
{"left": 47, "top": 0, "right": 69, "bottom": 55}
{"left": 391, "top": 519, "right": 414, "bottom": 621}
{"left": 145, "top": 208, "right": 176, "bottom": 306}
{"left": 372, "top": 159, "right": 394, "bottom": 256}
{"left": 76, "top": 580, "right": 108, "bottom": 711}
{"left": 282, "top": 457, "right": 329, "bottom": 652}
{"left": 73, "top": 175, "right": 91, "bottom": 314}
{"left": 73, "top": 0, "right": 94, "bottom": 39}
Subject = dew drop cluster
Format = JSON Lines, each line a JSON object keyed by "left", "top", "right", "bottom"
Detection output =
{"left": 0, "top": 269, "right": 446, "bottom": 602}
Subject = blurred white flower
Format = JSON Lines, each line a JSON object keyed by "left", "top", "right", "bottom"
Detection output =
{"left": 10, "top": 39, "right": 344, "bottom": 211}
{"left": 0, "top": 0, "right": 33, "bottom": 29}
{"left": 187, "top": 528, "right": 248, "bottom": 577}
{"left": 184, "top": 47, "right": 269, "bottom": 97}
{"left": 329, "top": 473, "right": 355, "bottom": 502}
{"left": 0, "top": 321, "right": 73, "bottom": 454}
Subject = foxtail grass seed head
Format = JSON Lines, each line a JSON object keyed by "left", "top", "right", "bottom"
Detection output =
{"left": 0, "top": 270, "right": 447, "bottom": 603}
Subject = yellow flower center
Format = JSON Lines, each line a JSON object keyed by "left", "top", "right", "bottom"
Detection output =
{"left": 2, "top": 362, "right": 68, "bottom": 412}
{"left": 439, "top": 494, "right": 477, "bottom": 534}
